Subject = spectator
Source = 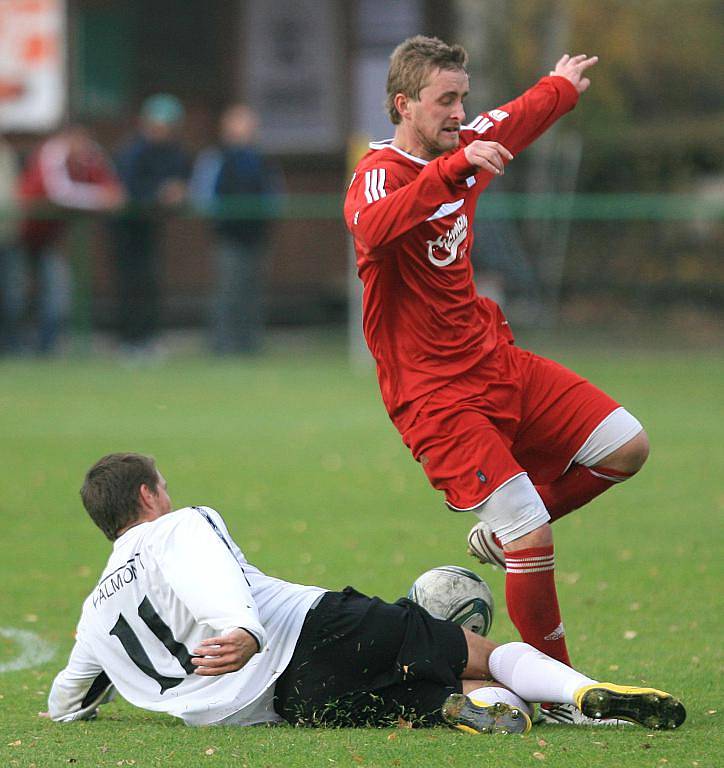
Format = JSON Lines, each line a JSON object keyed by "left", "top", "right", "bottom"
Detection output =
{"left": 18, "top": 125, "right": 123, "bottom": 354}
{"left": 0, "top": 135, "right": 21, "bottom": 353}
{"left": 113, "top": 94, "right": 190, "bottom": 358}
{"left": 190, "top": 104, "right": 281, "bottom": 355}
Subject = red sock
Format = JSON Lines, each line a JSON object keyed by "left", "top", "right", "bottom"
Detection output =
{"left": 505, "top": 545, "right": 570, "bottom": 665}
{"left": 536, "top": 464, "right": 633, "bottom": 523}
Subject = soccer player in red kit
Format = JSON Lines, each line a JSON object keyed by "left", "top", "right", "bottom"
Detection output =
{"left": 344, "top": 36, "right": 650, "bottom": 724}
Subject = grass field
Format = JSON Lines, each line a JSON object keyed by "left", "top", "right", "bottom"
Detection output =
{"left": 1, "top": 335, "right": 722, "bottom": 767}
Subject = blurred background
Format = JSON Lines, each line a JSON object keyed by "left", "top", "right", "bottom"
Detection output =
{"left": 0, "top": 0, "right": 722, "bottom": 361}
{"left": 2, "top": 7, "right": 722, "bottom": 761}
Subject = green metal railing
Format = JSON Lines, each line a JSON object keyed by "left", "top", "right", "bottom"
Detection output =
{"left": 6, "top": 193, "right": 724, "bottom": 223}
{"left": 195, "top": 193, "right": 724, "bottom": 221}
{"left": 5, "top": 192, "right": 722, "bottom": 353}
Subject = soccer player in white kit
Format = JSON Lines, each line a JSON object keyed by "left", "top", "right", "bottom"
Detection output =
{"left": 48, "top": 453, "right": 685, "bottom": 732}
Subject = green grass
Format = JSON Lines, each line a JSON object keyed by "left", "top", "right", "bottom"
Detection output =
{"left": 1, "top": 339, "right": 722, "bottom": 767}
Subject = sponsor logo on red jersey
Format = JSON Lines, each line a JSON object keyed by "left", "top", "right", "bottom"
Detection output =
{"left": 426, "top": 213, "right": 468, "bottom": 267}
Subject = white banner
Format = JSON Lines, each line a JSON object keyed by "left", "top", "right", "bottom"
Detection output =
{"left": 243, "top": 0, "right": 343, "bottom": 153}
{"left": 0, "top": 0, "right": 66, "bottom": 132}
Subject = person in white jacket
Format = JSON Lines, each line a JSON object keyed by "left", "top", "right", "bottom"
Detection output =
{"left": 48, "top": 453, "right": 685, "bottom": 733}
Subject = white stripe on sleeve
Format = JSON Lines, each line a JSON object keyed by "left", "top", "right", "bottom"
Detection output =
{"left": 377, "top": 168, "right": 386, "bottom": 198}
{"left": 364, "top": 170, "right": 373, "bottom": 203}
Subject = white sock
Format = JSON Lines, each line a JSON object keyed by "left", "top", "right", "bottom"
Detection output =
{"left": 467, "top": 685, "right": 533, "bottom": 717}
{"left": 488, "top": 642, "right": 597, "bottom": 704}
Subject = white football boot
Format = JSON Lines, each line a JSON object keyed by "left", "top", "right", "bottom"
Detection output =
{"left": 538, "top": 702, "right": 633, "bottom": 726}
{"left": 467, "top": 521, "right": 506, "bottom": 570}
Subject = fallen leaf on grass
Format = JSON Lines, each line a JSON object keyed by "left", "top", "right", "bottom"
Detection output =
{"left": 8, "top": 740, "right": 21, "bottom": 746}
{"left": 533, "top": 752, "right": 546, "bottom": 760}
{"left": 205, "top": 748, "right": 216, "bottom": 756}
{"left": 537, "top": 739, "right": 547, "bottom": 747}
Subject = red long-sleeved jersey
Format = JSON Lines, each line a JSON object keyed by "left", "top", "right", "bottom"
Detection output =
{"left": 344, "top": 75, "right": 579, "bottom": 424}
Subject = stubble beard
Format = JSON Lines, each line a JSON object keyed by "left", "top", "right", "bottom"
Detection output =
{"left": 415, "top": 124, "right": 458, "bottom": 159}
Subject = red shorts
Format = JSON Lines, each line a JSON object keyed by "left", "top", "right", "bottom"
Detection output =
{"left": 397, "top": 342, "right": 620, "bottom": 510}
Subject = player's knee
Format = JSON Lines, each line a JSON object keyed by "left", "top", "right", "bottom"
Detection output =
{"left": 629, "top": 429, "right": 650, "bottom": 471}
{"left": 476, "top": 475, "right": 551, "bottom": 548}
{"left": 604, "top": 429, "right": 650, "bottom": 475}
{"left": 503, "top": 522, "right": 552, "bottom": 552}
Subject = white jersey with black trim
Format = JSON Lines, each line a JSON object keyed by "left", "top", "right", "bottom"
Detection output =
{"left": 48, "top": 506, "right": 325, "bottom": 726}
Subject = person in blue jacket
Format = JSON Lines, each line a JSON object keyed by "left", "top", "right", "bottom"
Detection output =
{"left": 191, "top": 104, "right": 282, "bottom": 355}
{"left": 113, "top": 94, "right": 190, "bottom": 357}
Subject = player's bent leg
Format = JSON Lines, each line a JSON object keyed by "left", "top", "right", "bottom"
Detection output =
{"left": 465, "top": 475, "right": 570, "bottom": 665}
{"left": 536, "top": 409, "right": 648, "bottom": 523}
{"left": 486, "top": 641, "right": 686, "bottom": 729}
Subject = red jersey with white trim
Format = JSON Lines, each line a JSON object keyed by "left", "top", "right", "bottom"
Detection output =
{"left": 344, "top": 76, "right": 579, "bottom": 424}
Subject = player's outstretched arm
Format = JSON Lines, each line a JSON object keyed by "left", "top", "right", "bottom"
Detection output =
{"left": 460, "top": 54, "right": 595, "bottom": 160}
{"left": 550, "top": 53, "right": 598, "bottom": 94}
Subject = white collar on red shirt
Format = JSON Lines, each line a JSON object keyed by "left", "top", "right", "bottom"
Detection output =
{"left": 368, "top": 140, "right": 428, "bottom": 166}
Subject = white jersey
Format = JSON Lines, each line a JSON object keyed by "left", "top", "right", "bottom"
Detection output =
{"left": 48, "top": 506, "right": 325, "bottom": 726}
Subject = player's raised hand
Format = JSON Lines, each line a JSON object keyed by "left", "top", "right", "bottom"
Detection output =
{"left": 551, "top": 53, "right": 598, "bottom": 94}
{"left": 463, "top": 141, "right": 514, "bottom": 176}
{"left": 191, "top": 628, "right": 260, "bottom": 676}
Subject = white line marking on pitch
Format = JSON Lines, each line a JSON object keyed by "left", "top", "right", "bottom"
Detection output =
{"left": 0, "top": 627, "right": 56, "bottom": 673}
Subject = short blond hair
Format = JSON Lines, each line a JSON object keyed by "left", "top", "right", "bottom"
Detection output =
{"left": 386, "top": 35, "right": 468, "bottom": 125}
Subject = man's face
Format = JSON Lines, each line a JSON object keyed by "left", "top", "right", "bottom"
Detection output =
{"left": 149, "top": 472, "right": 172, "bottom": 517}
{"left": 405, "top": 67, "right": 469, "bottom": 158}
{"left": 221, "top": 106, "right": 258, "bottom": 145}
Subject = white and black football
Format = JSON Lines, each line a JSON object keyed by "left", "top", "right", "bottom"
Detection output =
{"left": 408, "top": 565, "right": 494, "bottom": 636}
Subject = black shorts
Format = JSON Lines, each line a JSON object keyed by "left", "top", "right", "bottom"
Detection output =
{"left": 273, "top": 587, "right": 468, "bottom": 727}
